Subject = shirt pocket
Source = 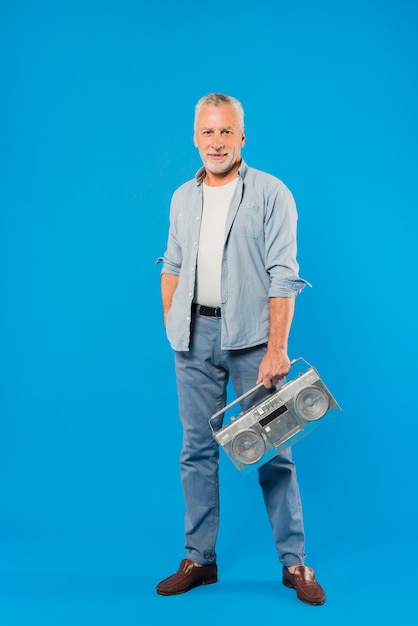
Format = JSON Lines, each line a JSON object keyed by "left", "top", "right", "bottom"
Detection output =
{"left": 232, "top": 202, "right": 263, "bottom": 238}
{"left": 176, "top": 211, "right": 191, "bottom": 243}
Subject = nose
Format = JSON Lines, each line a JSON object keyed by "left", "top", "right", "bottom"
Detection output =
{"left": 211, "top": 132, "right": 224, "bottom": 150}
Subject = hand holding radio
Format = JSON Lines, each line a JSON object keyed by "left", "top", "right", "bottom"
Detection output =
{"left": 257, "top": 347, "right": 291, "bottom": 388}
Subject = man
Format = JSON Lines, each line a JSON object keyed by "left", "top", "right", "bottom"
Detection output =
{"left": 156, "top": 93, "right": 325, "bottom": 606}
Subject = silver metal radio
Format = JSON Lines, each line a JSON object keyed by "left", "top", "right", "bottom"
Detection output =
{"left": 209, "top": 358, "right": 341, "bottom": 476}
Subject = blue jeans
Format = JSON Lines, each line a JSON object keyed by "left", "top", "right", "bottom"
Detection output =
{"left": 174, "top": 313, "right": 306, "bottom": 567}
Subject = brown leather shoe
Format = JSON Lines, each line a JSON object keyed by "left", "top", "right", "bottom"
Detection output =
{"left": 283, "top": 565, "right": 326, "bottom": 605}
{"left": 156, "top": 559, "right": 218, "bottom": 596}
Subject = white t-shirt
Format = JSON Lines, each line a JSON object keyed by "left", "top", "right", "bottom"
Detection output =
{"left": 195, "top": 178, "right": 239, "bottom": 307}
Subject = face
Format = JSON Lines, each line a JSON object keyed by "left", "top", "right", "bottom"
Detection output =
{"left": 193, "top": 102, "right": 246, "bottom": 185}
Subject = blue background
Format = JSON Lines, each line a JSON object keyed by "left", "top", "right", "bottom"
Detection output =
{"left": 1, "top": 0, "right": 417, "bottom": 624}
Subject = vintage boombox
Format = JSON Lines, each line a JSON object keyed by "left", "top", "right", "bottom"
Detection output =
{"left": 209, "top": 358, "right": 341, "bottom": 476}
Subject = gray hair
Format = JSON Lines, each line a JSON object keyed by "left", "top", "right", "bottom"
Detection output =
{"left": 194, "top": 93, "right": 245, "bottom": 131}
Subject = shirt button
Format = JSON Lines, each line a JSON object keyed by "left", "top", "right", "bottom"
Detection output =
{"left": 186, "top": 316, "right": 191, "bottom": 321}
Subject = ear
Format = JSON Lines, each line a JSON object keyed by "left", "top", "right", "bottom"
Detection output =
{"left": 241, "top": 132, "right": 246, "bottom": 147}
{"left": 193, "top": 132, "right": 198, "bottom": 148}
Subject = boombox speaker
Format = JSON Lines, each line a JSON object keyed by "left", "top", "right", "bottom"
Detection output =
{"left": 209, "top": 357, "right": 341, "bottom": 476}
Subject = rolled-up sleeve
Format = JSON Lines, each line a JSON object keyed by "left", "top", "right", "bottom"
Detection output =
{"left": 264, "top": 183, "right": 310, "bottom": 297}
{"left": 158, "top": 192, "right": 183, "bottom": 276}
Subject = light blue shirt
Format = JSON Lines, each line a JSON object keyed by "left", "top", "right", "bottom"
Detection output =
{"left": 158, "top": 161, "right": 309, "bottom": 351}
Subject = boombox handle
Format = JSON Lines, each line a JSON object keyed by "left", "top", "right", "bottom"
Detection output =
{"left": 209, "top": 357, "right": 309, "bottom": 433}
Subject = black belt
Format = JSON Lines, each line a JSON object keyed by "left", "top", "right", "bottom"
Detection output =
{"left": 192, "top": 303, "right": 222, "bottom": 318}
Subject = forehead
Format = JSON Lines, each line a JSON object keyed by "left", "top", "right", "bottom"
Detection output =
{"left": 195, "top": 103, "right": 241, "bottom": 129}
